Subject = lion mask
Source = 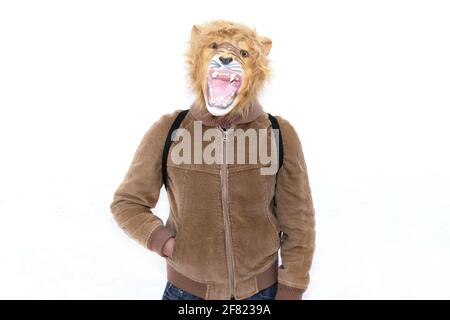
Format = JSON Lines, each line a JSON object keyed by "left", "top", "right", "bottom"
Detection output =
{"left": 186, "top": 20, "right": 272, "bottom": 120}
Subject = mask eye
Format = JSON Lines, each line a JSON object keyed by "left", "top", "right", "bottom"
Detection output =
{"left": 209, "top": 42, "right": 218, "bottom": 49}
{"left": 240, "top": 49, "right": 249, "bottom": 58}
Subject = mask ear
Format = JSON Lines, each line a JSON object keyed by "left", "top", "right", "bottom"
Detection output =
{"left": 260, "top": 36, "right": 272, "bottom": 56}
{"left": 191, "top": 25, "right": 202, "bottom": 38}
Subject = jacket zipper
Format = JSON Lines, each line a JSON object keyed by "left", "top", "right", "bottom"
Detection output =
{"left": 220, "top": 128, "right": 236, "bottom": 299}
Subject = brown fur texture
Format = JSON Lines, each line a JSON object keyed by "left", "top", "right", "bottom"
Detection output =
{"left": 186, "top": 20, "right": 272, "bottom": 122}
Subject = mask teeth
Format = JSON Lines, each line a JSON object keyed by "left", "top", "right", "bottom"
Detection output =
{"left": 209, "top": 69, "right": 240, "bottom": 82}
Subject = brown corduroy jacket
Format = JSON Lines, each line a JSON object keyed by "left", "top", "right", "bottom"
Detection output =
{"left": 110, "top": 101, "right": 316, "bottom": 300}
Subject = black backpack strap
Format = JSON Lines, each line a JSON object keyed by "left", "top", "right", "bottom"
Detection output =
{"left": 162, "top": 109, "right": 189, "bottom": 189}
{"left": 267, "top": 113, "right": 284, "bottom": 171}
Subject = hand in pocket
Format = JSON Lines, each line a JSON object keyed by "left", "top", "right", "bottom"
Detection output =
{"left": 162, "top": 237, "right": 176, "bottom": 258}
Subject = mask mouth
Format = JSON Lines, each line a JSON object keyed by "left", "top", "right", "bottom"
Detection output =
{"left": 206, "top": 68, "right": 243, "bottom": 109}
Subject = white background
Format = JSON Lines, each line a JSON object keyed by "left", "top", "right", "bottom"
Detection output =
{"left": 1, "top": 0, "right": 449, "bottom": 299}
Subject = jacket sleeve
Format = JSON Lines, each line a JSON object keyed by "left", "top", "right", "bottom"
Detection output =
{"left": 110, "top": 111, "right": 179, "bottom": 257}
{"left": 274, "top": 117, "right": 316, "bottom": 300}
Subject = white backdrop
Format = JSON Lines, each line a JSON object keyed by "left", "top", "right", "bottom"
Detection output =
{"left": 1, "top": 0, "right": 449, "bottom": 299}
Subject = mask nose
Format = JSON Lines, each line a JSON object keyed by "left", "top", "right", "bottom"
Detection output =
{"left": 219, "top": 56, "right": 233, "bottom": 65}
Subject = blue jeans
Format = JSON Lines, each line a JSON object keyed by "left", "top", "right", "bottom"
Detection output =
{"left": 162, "top": 281, "right": 278, "bottom": 300}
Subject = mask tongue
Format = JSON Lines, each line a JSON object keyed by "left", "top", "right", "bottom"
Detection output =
{"left": 209, "top": 78, "right": 237, "bottom": 105}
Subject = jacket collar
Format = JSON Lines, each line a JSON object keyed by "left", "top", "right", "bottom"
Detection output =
{"left": 189, "top": 99, "right": 265, "bottom": 129}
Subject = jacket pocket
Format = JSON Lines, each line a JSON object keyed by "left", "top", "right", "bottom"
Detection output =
{"left": 267, "top": 213, "right": 281, "bottom": 249}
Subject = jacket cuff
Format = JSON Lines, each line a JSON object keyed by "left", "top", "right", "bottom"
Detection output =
{"left": 147, "top": 225, "right": 175, "bottom": 257}
{"left": 275, "top": 284, "right": 305, "bottom": 300}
